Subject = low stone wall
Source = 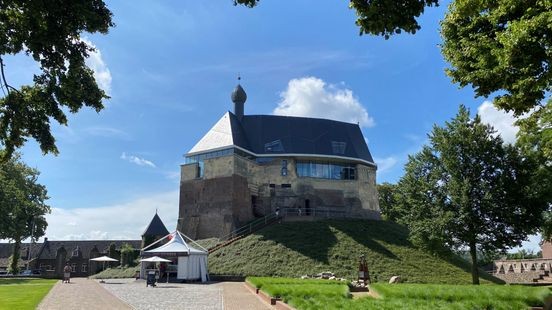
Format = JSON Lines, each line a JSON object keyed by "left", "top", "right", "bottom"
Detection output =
{"left": 493, "top": 271, "right": 542, "bottom": 284}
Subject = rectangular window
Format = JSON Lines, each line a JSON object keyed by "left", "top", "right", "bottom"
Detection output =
{"left": 281, "top": 184, "right": 291, "bottom": 188}
{"left": 296, "top": 161, "right": 356, "bottom": 180}
{"left": 71, "top": 264, "right": 76, "bottom": 272}
{"left": 281, "top": 160, "right": 288, "bottom": 176}
{"left": 82, "top": 264, "right": 87, "bottom": 272}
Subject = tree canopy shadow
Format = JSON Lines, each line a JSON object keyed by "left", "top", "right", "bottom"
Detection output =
{"left": 256, "top": 221, "right": 338, "bottom": 264}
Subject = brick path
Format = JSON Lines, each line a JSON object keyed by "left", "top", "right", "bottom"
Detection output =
{"left": 37, "top": 277, "right": 131, "bottom": 310}
{"left": 220, "top": 282, "right": 271, "bottom": 310}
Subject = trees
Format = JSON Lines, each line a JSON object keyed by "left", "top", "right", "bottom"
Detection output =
{"left": 395, "top": 106, "right": 547, "bottom": 284}
{"left": 441, "top": 1, "right": 552, "bottom": 116}
{"left": 120, "top": 243, "right": 136, "bottom": 267}
{"left": 0, "top": 0, "right": 113, "bottom": 160}
{"left": 377, "top": 182, "right": 400, "bottom": 221}
{"left": 234, "top": 0, "right": 439, "bottom": 38}
{"left": 0, "top": 153, "right": 50, "bottom": 274}
{"left": 517, "top": 103, "right": 552, "bottom": 241}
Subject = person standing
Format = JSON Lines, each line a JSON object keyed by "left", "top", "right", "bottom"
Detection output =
{"left": 63, "top": 263, "right": 71, "bottom": 283}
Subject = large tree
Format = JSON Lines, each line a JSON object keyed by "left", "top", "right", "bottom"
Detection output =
{"left": 0, "top": 0, "right": 113, "bottom": 160}
{"left": 0, "top": 152, "right": 50, "bottom": 274}
{"left": 377, "top": 182, "right": 400, "bottom": 221}
{"left": 234, "top": 0, "right": 439, "bottom": 38}
{"left": 395, "top": 106, "right": 546, "bottom": 284}
{"left": 517, "top": 103, "right": 552, "bottom": 241}
{"left": 441, "top": 0, "right": 552, "bottom": 116}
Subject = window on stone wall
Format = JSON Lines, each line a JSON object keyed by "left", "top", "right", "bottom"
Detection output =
{"left": 71, "top": 263, "right": 76, "bottom": 272}
{"left": 281, "top": 160, "right": 288, "bottom": 176}
{"left": 296, "top": 161, "right": 356, "bottom": 180}
{"left": 82, "top": 264, "right": 87, "bottom": 272}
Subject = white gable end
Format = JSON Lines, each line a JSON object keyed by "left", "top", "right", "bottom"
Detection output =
{"left": 188, "top": 112, "right": 234, "bottom": 155}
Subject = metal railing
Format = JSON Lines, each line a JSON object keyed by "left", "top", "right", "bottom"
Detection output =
{"left": 281, "top": 207, "right": 350, "bottom": 218}
{"left": 218, "top": 211, "right": 280, "bottom": 242}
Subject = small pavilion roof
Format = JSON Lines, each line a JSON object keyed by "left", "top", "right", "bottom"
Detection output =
{"left": 142, "top": 213, "right": 169, "bottom": 237}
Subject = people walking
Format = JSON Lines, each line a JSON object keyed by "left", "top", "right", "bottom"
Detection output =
{"left": 63, "top": 263, "right": 71, "bottom": 283}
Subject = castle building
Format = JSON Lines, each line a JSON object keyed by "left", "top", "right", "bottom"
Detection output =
{"left": 178, "top": 82, "right": 380, "bottom": 239}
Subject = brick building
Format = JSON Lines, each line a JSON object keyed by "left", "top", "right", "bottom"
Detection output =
{"left": 0, "top": 213, "right": 167, "bottom": 277}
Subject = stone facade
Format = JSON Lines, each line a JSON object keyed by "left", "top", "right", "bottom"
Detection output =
{"left": 0, "top": 239, "right": 141, "bottom": 278}
{"left": 178, "top": 154, "right": 380, "bottom": 239}
{"left": 542, "top": 241, "right": 552, "bottom": 259}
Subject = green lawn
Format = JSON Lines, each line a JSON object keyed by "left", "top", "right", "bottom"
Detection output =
{"left": 247, "top": 277, "right": 552, "bottom": 310}
{"left": 0, "top": 278, "right": 57, "bottom": 310}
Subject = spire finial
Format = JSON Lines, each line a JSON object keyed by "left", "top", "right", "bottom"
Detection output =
{"left": 155, "top": 208, "right": 158, "bottom": 214}
{"left": 237, "top": 74, "right": 241, "bottom": 82}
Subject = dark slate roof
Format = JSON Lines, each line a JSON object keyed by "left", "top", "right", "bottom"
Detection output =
{"left": 237, "top": 114, "right": 374, "bottom": 164}
{"left": 189, "top": 112, "right": 375, "bottom": 165}
{"left": 142, "top": 213, "right": 169, "bottom": 237}
{"left": 0, "top": 243, "right": 42, "bottom": 261}
{"left": 34, "top": 240, "right": 141, "bottom": 260}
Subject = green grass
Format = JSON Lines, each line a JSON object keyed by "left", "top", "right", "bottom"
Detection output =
{"left": 247, "top": 277, "right": 552, "bottom": 310}
{"left": 0, "top": 278, "right": 57, "bottom": 310}
{"left": 208, "top": 220, "right": 501, "bottom": 284}
{"left": 89, "top": 266, "right": 139, "bottom": 279}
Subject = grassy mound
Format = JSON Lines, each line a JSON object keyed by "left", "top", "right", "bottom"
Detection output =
{"left": 208, "top": 220, "right": 501, "bottom": 284}
{"left": 89, "top": 266, "right": 139, "bottom": 279}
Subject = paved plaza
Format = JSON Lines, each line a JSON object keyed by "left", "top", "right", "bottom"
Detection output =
{"left": 37, "top": 278, "right": 272, "bottom": 310}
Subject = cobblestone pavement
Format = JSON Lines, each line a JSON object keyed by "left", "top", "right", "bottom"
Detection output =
{"left": 101, "top": 279, "right": 223, "bottom": 310}
{"left": 37, "top": 277, "right": 131, "bottom": 310}
{"left": 100, "top": 279, "right": 272, "bottom": 310}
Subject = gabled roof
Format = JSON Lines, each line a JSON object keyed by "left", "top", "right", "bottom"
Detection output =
{"left": 187, "top": 112, "right": 375, "bottom": 165}
{"left": 142, "top": 213, "right": 169, "bottom": 237}
{"left": 35, "top": 240, "right": 141, "bottom": 260}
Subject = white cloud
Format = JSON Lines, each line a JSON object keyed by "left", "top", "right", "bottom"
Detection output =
{"left": 477, "top": 101, "right": 519, "bottom": 144}
{"left": 82, "top": 38, "right": 112, "bottom": 95}
{"left": 374, "top": 156, "right": 398, "bottom": 173}
{"left": 42, "top": 190, "right": 178, "bottom": 241}
{"left": 273, "top": 77, "right": 375, "bottom": 127}
{"left": 121, "top": 152, "right": 156, "bottom": 168}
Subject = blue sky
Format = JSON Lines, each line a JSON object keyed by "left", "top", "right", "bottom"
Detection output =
{"left": 9, "top": 1, "right": 536, "bottom": 250}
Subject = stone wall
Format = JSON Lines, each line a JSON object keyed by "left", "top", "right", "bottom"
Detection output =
{"left": 178, "top": 154, "right": 381, "bottom": 239}
{"left": 493, "top": 271, "right": 542, "bottom": 284}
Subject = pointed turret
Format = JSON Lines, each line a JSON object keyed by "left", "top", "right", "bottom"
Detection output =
{"left": 141, "top": 212, "right": 169, "bottom": 248}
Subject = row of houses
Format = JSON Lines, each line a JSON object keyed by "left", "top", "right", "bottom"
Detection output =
{"left": 0, "top": 213, "right": 168, "bottom": 278}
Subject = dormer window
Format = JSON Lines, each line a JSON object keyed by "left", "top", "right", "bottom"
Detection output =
{"left": 264, "top": 140, "right": 284, "bottom": 152}
{"left": 331, "top": 141, "right": 346, "bottom": 155}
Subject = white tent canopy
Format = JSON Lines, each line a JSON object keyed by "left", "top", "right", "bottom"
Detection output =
{"left": 140, "top": 231, "right": 209, "bottom": 282}
{"left": 140, "top": 256, "right": 172, "bottom": 263}
{"left": 90, "top": 255, "right": 118, "bottom": 262}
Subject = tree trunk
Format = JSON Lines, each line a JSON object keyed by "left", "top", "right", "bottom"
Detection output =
{"left": 9, "top": 238, "right": 21, "bottom": 274}
{"left": 469, "top": 241, "right": 480, "bottom": 285}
